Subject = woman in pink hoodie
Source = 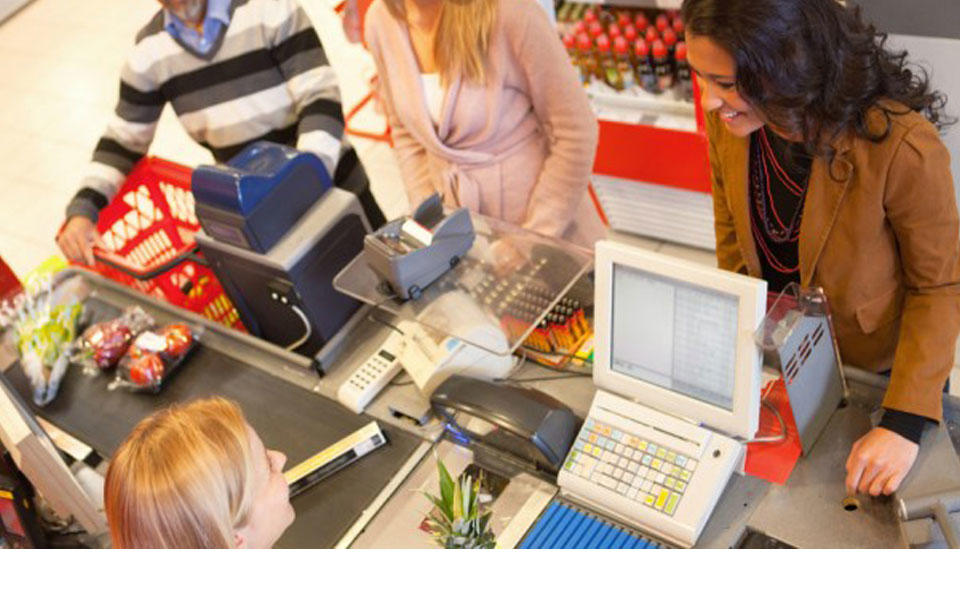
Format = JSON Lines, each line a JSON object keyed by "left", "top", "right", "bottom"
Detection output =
{"left": 364, "top": 0, "right": 606, "bottom": 248}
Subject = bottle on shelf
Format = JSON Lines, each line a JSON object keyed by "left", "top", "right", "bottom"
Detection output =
{"left": 623, "top": 24, "right": 638, "bottom": 45}
{"left": 652, "top": 39, "right": 674, "bottom": 93}
{"left": 675, "top": 41, "right": 694, "bottom": 102}
{"left": 595, "top": 34, "right": 623, "bottom": 91}
{"left": 617, "top": 11, "right": 631, "bottom": 29}
{"left": 663, "top": 27, "right": 678, "bottom": 63}
{"left": 672, "top": 16, "right": 685, "bottom": 40}
{"left": 634, "top": 12, "right": 649, "bottom": 33}
{"left": 613, "top": 36, "right": 635, "bottom": 91}
{"left": 608, "top": 23, "right": 621, "bottom": 41}
{"left": 584, "top": 7, "right": 598, "bottom": 25}
{"left": 572, "top": 20, "right": 587, "bottom": 37}
{"left": 645, "top": 25, "right": 659, "bottom": 46}
{"left": 588, "top": 21, "right": 605, "bottom": 40}
{"left": 576, "top": 33, "right": 599, "bottom": 85}
{"left": 655, "top": 13, "right": 670, "bottom": 33}
{"left": 634, "top": 39, "right": 657, "bottom": 93}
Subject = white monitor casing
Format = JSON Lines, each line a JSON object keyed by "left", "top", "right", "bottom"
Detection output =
{"left": 592, "top": 240, "right": 767, "bottom": 440}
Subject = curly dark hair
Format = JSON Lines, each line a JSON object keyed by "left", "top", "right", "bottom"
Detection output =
{"left": 681, "top": 0, "right": 953, "bottom": 156}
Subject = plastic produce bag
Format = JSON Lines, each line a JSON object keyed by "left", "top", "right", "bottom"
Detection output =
{"left": 73, "top": 306, "right": 155, "bottom": 373}
{"left": 109, "top": 322, "right": 201, "bottom": 393}
{"left": 5, "top": 275, "right": 83, "bottom": 406}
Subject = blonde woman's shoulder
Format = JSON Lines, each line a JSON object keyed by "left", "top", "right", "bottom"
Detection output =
{"left": 499, "top": 0, "right": 556, "bottom": 38}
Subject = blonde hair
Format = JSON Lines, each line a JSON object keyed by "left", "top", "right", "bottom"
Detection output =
{"left": 386, "top": 0, "right": 498, "bottom": 86}
{"left": 104, "top": 397, "right": 256, "bottom": 548}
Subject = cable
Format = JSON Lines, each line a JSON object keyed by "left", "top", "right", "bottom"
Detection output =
{"left": 744, "top": 400, "right": 788, "bottom": 444}
{"left": 366, "top": 291, "right": 402, "bottom": 334}
{"left": 501, "top": 372, "right": 591, "bottom": 383}
{"left": 285, "top": 305, "right": 312, "bottom": 352}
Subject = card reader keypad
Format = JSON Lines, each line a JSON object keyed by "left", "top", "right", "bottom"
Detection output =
{"left": 563, "top": 418, "right": 699, "bottom": 516}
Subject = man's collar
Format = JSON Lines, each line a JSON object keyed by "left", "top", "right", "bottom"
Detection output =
{"left": 163, "top": 0, "right": 232, "bottom": 31}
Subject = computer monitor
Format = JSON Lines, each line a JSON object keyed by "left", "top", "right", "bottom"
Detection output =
{"left": 592, "top": 241, "right": 767, "bottom": 440}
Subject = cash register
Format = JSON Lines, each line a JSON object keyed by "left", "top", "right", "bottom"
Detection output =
{"left": 191, "top": 142, "right": 371, "bottom": 369}
{"left": 551, "top": 240, "right": 767, "bottom": 547}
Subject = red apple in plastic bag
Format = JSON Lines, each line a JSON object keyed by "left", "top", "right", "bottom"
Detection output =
{"left": 83, "top": 321, "right": 133, "bottom": 369}
{"left": 128, "top": 353, "right": 164, "bottom": 387}
{"left": 160, "top": 323, "right": 193, "bottom": 359}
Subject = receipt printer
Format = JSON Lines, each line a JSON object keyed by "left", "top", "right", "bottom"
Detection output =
{"left": 192, "top": 142, "right": 332, "bottom": 253}
{"left": 193, "top": 144, "right": 369, "bottom": 366}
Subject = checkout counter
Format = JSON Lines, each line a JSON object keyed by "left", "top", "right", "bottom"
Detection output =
{"left": 3, "top": 146, "right": 960, "bottom": 549}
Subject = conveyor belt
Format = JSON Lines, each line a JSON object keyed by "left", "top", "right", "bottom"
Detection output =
{"left": 3, "top": 296, "right": 424, "bottom": 549}
{"left": 518, "top": 500, "right": 663, "bottom": 549}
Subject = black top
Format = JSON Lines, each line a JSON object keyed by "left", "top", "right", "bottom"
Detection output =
{"left": 748, "top": 126, "right": 813, "bottom": 293}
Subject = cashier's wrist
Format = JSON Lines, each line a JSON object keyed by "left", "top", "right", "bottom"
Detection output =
{"left": 877, "top": 409, "right": 931, "bottom": 445}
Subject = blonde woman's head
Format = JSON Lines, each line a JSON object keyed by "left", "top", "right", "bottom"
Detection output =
{"left": 104, "top": 397, "right": 294, "bottom": 548}
{"left": 387, "top": 0, "right": 498, "bottom": 86}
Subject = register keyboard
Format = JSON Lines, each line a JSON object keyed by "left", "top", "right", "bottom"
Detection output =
{"left": 564, "top": 417, "right": 699, "bottom": 516}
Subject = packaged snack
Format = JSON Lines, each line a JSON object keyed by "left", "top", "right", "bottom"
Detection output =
{"left": 73, "top": 306, "right": 154, "bottom": 373}
{"left": 8, "top": 275, "right": 83, "bottom": 406}
{"left": 109, "top": 322, "right": 200, "bottom": 393}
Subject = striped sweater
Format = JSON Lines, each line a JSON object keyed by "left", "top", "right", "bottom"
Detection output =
{"left": 67, "top": 0, "right": 384, "bottom": 229}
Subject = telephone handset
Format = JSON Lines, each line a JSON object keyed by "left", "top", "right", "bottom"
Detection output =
{"left": 430, "top": 375, "right": 580, "bottom": 472}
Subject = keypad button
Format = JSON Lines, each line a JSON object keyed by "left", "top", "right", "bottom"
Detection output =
{"left": 666, "top": 451, "right": 677, "bottom": 463}
{"left": 676, "top": 456, "right": 687, "bottom": 467}
{"left": 605, "top": 440, "right": 616, "bottom": 451}
{"left": 629, "top": 461, "right": 640, "bottom": 473}
{"left": 655, "top": 489, "right": 669, "bottom": 510}
{"left": 651, "top": 458, "right": 663, "bottom": 470}
{"left": 675, "top": 481, "right": 687, "bottom": 493}
{"left": 637, "top": 466, "right": 649, "bottom": 479}
{"left": 592, "top": 447, "right": 602, "bottom": 457}
{"left": 612, "top": 430, "right": 623, "bottom": 441}
{"left": 656, "top": 447, "right": 667, "bottom": 459}
{"left": 588, "top": 433, "right": 598, "bottom": 444}
{"left": 615, "top": 443, "right": 625, "bottom": 455}
{"left": 665, "top": 493, "right": 680, "bottom": 516}
{"left": 646, "top": 443, "right": 658, "bottom": 455}
{"left": 665, "top": 477, "right": 676, "bottom": 489}
{"left": 655, "top": 473, "right": 666, "bottom": 484}
{"left": 628, "top": 487, "right": 640, "bottom": 500}
{"left": 641, "top": 455, "right": 652, "bottom": 466}
{"left": 638, "top": 441, "right": 648, "bottom": 451}
{"left": 643, "top": 494, "right": 655, "bottom": 506}
{"left": 617, "top": 482, "right": 628, "bottom": 494}
{"left": 641, "top": 480, "right": 653, "bottom": 492}
{"left": 583, "top": 443, "right": 593, "bottom": 455}
{"left": 613, "top": 468, "right": 623, "bottom": 479}
{"left": 680, "top": 470, "right": 692, "bottom": 481}
{"left": 618, "top": 457, "right": 628, "bottom": 469}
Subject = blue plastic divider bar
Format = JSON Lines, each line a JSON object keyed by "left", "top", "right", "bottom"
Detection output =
{"left": 519, "top": 502, "right": 561, "bottom": 549}
{"left": 542, "top": 505, "right": 576, "bottom": 549}
{"left": 519, "top": 500, "right": 664, "bottom": 549}
{"left": 557, "top": 510, "right": 592, "bottom": 548}
{"left": 571, "top": 514, "right": 604, "bottom": 548}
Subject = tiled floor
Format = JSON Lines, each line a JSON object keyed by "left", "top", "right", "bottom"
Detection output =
{"left": 0, "top": 0, "right": 958, "bottom": 385}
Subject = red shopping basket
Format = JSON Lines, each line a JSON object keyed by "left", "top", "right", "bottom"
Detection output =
{"left": 87, "top": 157, "right": 245, "bottom": 331}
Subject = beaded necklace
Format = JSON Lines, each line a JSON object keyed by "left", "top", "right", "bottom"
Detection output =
{"left": 749, "top": 127, "right": 812, "bottom": 277}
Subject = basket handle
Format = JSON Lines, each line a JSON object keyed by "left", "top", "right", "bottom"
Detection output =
{"left": 92, "top": 244, "right": 207, "bottom": 280}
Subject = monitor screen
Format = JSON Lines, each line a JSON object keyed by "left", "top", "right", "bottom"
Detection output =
{"left": 610, "top": 263, "right": 739, "bottom": 412}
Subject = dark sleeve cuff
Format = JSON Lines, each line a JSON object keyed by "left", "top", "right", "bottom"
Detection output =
{"left": 66, "top": 188, "right": 109, "bottom": 223}
{"left": 878, "top": 409, "right": 932, "bottom": 445}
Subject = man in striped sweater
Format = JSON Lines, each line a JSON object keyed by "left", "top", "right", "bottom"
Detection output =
{"left": 58, "top": 0, "right": 386, "bottom": 264}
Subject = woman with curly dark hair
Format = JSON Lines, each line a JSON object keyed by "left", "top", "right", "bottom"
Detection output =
{"left": 682, "top": 0, "right": 959, "bottom": 497}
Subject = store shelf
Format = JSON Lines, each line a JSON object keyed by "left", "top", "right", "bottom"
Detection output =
{"left": 587, "top": 84, "right": 696, "bottom": 131}
{"left": 591, "top": 174, "right": 715, "bottom": 250}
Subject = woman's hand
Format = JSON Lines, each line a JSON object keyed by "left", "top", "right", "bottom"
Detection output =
{"left": 845, "top": 427, "right": 919, "bottom": 496}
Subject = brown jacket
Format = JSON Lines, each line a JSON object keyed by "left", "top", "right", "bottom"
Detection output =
{"left": 705, "top": 104, "right": 960, "bottom": 421}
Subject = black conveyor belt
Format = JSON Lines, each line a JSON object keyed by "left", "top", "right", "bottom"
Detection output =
{"left": 3, "top": 299, "right": 423, "bottom": 548}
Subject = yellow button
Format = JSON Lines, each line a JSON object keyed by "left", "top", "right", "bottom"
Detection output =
{"left": 665, "top": 493, "right": 680, "bottom": 515}
{"left": 666, "top": 451, "right": 677, "bottom": 463}
{"left": 681, "top": 470, "right": 691, "bottom": 481}
{"left": 651, "top": 459, "right": 663, "bottom": 470}
{"left": 665, "top": 477, "right": 676, "bottom": 489}
{"left": 638, "top": 441, "right": 648, "bottom": 451}
{"left": 656, "top": 448, "right": 667, "bottom": 459}
{"left": 643, "top": 494, "right": 655, "bottom": 506}
{"left": 675, "top": 482, "right": 686, "bottom": 493}
{"left": 592, "top": 447, "right": 602, "bottom": 457}
{"left": 655, "top": 489, "right": 669, "bottom": 510}
{"left": 584, "top": 443, "right": 594, "bottom": 454}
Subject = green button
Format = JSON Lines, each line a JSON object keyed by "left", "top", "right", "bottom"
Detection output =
{"left": 665, "top": 493, "right": 680, "bottom": 515}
